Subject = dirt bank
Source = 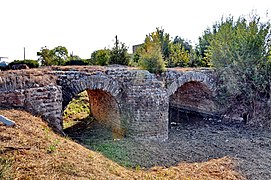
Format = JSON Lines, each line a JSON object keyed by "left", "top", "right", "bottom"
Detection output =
{"left": 66, "top": 120, "right": 271, "bottom": 180}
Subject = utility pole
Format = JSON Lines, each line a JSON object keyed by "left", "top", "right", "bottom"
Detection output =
{"left": 24, "top": 47, "right": 26, "bottom": 60}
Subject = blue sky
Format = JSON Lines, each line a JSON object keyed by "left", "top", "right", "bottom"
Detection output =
{"left": 0, "top": 0, "right": 270, "bottom": 62}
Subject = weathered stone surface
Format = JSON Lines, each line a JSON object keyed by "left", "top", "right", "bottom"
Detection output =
{"left": 0, "top": 66, "right": 218, "bottom": 140}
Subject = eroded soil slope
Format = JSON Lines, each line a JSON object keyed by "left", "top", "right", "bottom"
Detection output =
{"left": 0, "top": 109, "right": 242, "bottom": 179}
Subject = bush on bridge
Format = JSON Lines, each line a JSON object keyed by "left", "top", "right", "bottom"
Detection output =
{"left": 138, "top": 44, "right": 166, "bottom": 74}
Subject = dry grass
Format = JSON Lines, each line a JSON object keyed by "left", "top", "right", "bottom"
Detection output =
{"left": 0, "top": 109, "right": 244, "bottom": 179}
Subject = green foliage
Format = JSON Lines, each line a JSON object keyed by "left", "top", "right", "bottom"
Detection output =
{"left": 52, "top": 46, "right": 69, "bottom": 65}
{"left": 205, "top": 13, "right": 271, "bottom": 120}
{"left": 138, "top": 44, "right": 166, "bottom": 73}
{"left": 109, "top": 36, "right": 130, "bottom": 65}
{"left": 167, "top": 42, "right": 190, "bottom": 67}
{"left": 92, "top": 142, "right": 132, "bottom": 167}
{"left": 46, "top": 139, "right": 60, "bottom": 154}
{"left": 9, "top": 59, "right": 39, "bottom": 68}
{"left": 137, "top": 28, "right": 194, "bottom": 68}
{"left": 195, "top": 29, "right": 213, "bottom": 67}
{"left": 64, "top": 59, "right": 88, "bottom": 66}
{"left": 69, "top": 54, "right": 81, "bottom": 61}
{"left": 90, "top": 49, "right": 111, "bottom": 66}
{"left": 63, "top": 91, "right": 91, "bottom": 129}
{"left": 37, "top": 46, "right": 54, "bottom": 66}
{"left": 143, "top": 28, "right": 171, "bottom": 63}
{"left": 37, "top": 46, "right": 69, "bottom": 66}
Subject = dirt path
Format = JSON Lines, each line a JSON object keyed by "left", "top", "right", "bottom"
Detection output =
{"left": 65, "top": 120, "right": 271, "bottom": 180}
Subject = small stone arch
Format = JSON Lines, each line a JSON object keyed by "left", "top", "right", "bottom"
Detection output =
{"left": 168, "top": 71, "right": 215, "bottom": 97}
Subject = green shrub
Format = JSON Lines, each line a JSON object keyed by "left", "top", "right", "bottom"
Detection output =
{"left": 9, "top": 59, "right": 39, "bottom": 68}
{"left": 90, "top": 49, "right": 111, "bottom": 66}
{"left": 205, "top": 13, "right": 271, "bottom": 121}
{"left": 138, "top": 45, "right": 166, "bottom": 74}
{"left": 64, "top": 60, "right": 88, "bottom": 66}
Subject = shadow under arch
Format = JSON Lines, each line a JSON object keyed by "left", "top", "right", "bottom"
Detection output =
{"left": 61, "top": 75, "right": 125, "bottom": 138}
{"left": 169, "top": 80, "right": 217, "bottom": 124}
{"left": 87, "top": 89, "right": 124, "bottom": 138}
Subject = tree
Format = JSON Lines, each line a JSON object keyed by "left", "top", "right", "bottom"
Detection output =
{"left": 109, "top": 36, "right": 130, "bottom": 65}
{"left": 143, "top": 28, "right": 171, "bottom": 64}
{"left": 37, "top": 46, "right": 55, "bottom": 66}
{"left": 65, "top": 54, "right": 89, "bottom": 65}
{"left": 167, "top": 43, "right": 190, "bottom": 67}
{"left": 37, "top": 46, "right": 69, "bottom": 66}
{"left": 69, "top": 53, "right": 81, "bottom": 61}
{"left": 52, "top": 46, "right": 69, "bottom": 65}
{"left": 205, "top": 13, "right": 271, "bottom": 122}
{"left": 138, "top": 44, "right": 166, "bottom": 73}
{"left": 90, "top": 49, "right": 111, "bottom": 66}
{"left": 195, "top": 29, "right": 213, "bottom": 67}
{"left": 138, "top": 28, "right": 194, "bottom": 68}
{"left": 173, "top": 36, "right": 192, "bottom": 53}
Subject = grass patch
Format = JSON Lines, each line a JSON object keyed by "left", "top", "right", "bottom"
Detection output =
{"left": 46, "top": 139, "right": 60, "bottom": 154}
{"left": 63, "top": 90, "right": 91, "bottom": 129}
{"left": 0, "top": 157, "right": 13, "bottom": 179}
{"left": 92, "top": 141, "right": 133, "bottom": 167}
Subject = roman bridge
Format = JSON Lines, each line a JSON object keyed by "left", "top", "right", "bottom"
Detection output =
{"left": 0, "top": 66, "right": 217, "bottom": 140}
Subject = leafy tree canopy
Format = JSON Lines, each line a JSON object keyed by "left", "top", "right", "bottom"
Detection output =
{"left": 203, "top": 13, "right": 271, "bottom": 121}
{"left": 90, "top": 49, "right": 111, "bottom": 66}
{"left": 37, "top": 46, "right": 69, "bottom": 66}
{"left": 109, "top": 36, "right": 130, "bottom": 65}
{"left": 136, "top": 28, "right": 193, "bottom": 68}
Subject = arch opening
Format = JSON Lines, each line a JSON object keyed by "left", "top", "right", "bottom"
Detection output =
{"left": 63, "top": 89, "right": 124, "bottom": 139}
{"left": 169, "top": 81, "right": 216, "bottom": 125}
{"left": 87, "top": 89, "right": 123, "bottom": 138}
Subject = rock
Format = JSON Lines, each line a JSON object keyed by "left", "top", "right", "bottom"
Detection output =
{"left": 0, "top": 115, "right": 16, "bottom": 126}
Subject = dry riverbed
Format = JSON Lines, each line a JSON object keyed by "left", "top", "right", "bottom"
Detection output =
{"left": 65, "top": 119, "right": 271, "bottom": 180}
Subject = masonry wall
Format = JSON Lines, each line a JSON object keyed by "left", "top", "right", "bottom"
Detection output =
{"left": 0, "top": 69, "right": 63, "bottom": 132}
{"left": 114, "top": 70, "right": 169, "bottom": 140}
{"left": 0, "top": 85, "right": 63, "bottom": 132}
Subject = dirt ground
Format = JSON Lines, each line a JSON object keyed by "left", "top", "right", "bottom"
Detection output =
{"left": 65, "top": 119, "right": 271, "bottom": 180}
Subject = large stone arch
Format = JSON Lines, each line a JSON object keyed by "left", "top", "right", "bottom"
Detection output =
{"left": 60, "top": 75, "right": 124, "bottom": 137}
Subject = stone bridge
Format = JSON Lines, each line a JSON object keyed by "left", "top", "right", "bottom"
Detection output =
{"left": 0, "top": 66, "right": 217, "bottom": 140}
